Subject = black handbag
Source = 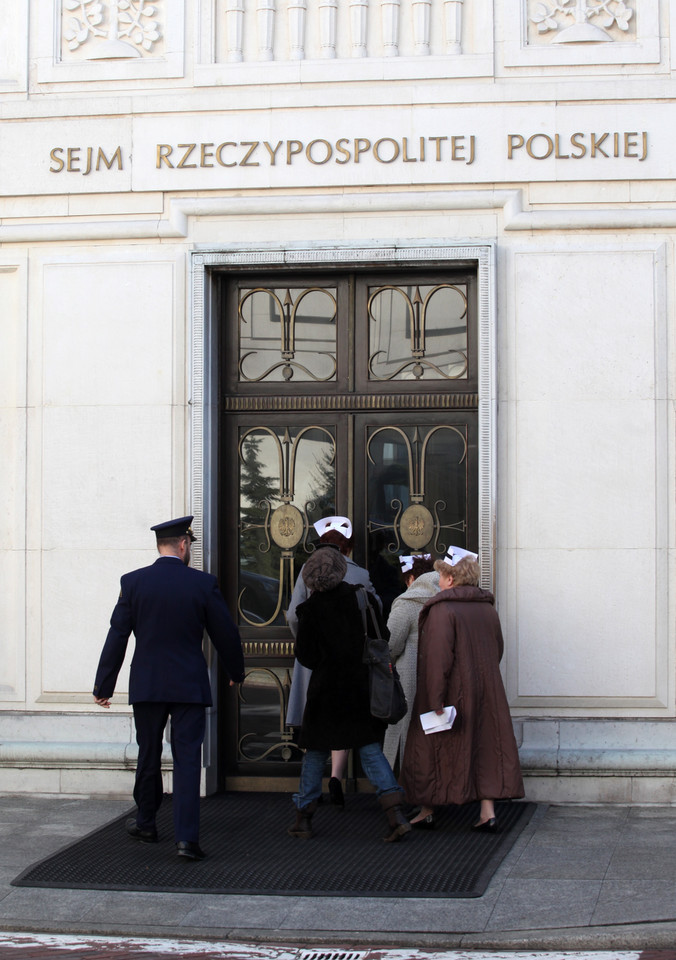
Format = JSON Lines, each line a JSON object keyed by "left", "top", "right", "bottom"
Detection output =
{"left": 357, "top": 587, "right": 408, "bottom": 725}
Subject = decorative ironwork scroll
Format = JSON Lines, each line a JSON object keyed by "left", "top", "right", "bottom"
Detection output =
{"left": 368, "top": 283, "right": 468, "bottom": 381}
{"left": 239, "top": 285, "right": 337, "bottom": 383}
{"left": 237, "top": 667, "right": 304, "bottom": 762}
{"left": 366, "top": 423, "right": 468, "bottom": 553}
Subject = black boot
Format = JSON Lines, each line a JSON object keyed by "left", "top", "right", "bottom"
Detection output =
{"left": 379, "top": 790, "right": 412, "bottom": 843}
{"left": 328, "top": 776, "right": 345, "bottom": 808}
{"left": 287, "top": 801, "right": 317, "bottom": 839}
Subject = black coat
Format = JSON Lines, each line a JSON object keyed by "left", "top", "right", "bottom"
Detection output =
{"left": 295, "top": 581, "right": 387, "bottom": 750}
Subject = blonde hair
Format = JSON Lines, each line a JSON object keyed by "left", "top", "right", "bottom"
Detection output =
{"left": 434, "top": 556, "right": 480, "bottom": 587}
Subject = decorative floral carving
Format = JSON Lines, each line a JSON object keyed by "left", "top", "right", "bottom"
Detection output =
{"left": 530, "top": 0, "right": 634, "bottom": 42}
{"left": 63, "top": 0, "right": 162, "bottom": 58}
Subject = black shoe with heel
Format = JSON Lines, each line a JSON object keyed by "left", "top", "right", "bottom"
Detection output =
{"left": 409, "top": 812, "right": 435, "bottom": 830}
{"left": 472, "top": 817, "right": 497, "bottom": 832}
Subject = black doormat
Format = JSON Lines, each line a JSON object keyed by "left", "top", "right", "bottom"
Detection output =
{"left": 12, "top": 793, "right": 535, "bottom": 898}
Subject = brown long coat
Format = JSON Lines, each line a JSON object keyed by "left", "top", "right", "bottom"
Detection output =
{"left": 400, "top": 585, "right": 524, "bottom": 807}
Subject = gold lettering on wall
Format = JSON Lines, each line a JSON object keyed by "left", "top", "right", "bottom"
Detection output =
{"left": 46, "top": 131, "right": 650, "bottom": 175}
{"left": 507, "top": 132, "right": 648, "bottom": 162}
{"left": 50, "top": 146, "right": 124, "bottom": 174}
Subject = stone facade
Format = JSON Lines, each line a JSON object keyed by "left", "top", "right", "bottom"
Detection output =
{"left": 0, "top": 0, "right": 674, "bottom": 802}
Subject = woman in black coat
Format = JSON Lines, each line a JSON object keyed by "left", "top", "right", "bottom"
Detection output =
{"left": 288, "top": 544, "right": 410, "bottom": 843}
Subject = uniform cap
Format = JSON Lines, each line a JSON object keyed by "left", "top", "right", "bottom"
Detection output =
{"left": 444, "top": 545, "right": 478, "bottom": 566}
{"left": 150, "top": 516, "right": 197, "bottom": 541}
{"left": 313, "top": 515, "right": 352, "bottom": 539}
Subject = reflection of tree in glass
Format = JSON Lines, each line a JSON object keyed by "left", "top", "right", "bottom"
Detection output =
{"left": 239, "top": 434, "right": 279, "bottom": 579}
{"left": 306, "top": 446, "right": 336, "bottom": 520}
{"left": 287, "top": 443, "right": 336, "bottom": 584}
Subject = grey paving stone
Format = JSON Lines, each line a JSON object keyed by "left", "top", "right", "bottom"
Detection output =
{"left": 522, "top": 813, "right": 627, "bottom": 844}
{"left": 0, "top": 835, "right": 90, "bottom": 867}
{"left": 365, "top": 894, "right": 495, "bottom": 933}
{"left": 0, "top": 887, "right": 106, "bottom": 922}
{"left": 81, "top": 890, "right": 195, "bottom": 926}
{"left": 627, "top": 806, "right": 676, "bottom": 820}
{"left": 279, "top": 895, "right": 400, "bottom": 931}
{"left": 179, "top": 894, "right": 296, "bottom": 930}
{"left": 507, "top": 842, "right": 614, "bottom": 879}
{"left": 606, "top": 849, "right": 676, "bottom": 880}
{"left": 543, "top": 804, "right": 630, "bottom": 821}
{"left": 484, "top": 878, "right": 600, "bottom": 931}
{"left": 592, "top": 878, "right": 676, "bottom": 925}
{"left": 618, "top": 818, "right": 676, "bottom": 842}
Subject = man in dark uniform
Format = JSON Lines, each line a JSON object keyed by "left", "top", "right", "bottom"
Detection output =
{"left": 93, "top": 516, "right": 244, "bottom": 861}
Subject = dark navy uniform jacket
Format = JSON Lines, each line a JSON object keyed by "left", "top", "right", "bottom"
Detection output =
{"left": 93, "top": 556, "right": 244, "bottom": 704}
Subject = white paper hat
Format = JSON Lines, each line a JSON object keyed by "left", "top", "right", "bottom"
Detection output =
{"left": 399, "top": 554, "right": 431, "bottom": 573}
{"left": 444, "top": 545, "right": 478, "bottom": 566}
{"left": 313, "top": 515, "right": 353, "bottom": 539}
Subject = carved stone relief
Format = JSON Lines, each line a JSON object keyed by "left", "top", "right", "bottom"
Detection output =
{"left": 62, "top": 0, "right": 164, "bottom": 60}
{"left": 528, "top": 0, "right": 635, "bottom": 44}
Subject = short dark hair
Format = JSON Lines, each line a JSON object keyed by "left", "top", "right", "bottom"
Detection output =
{"left": 156, "top": 535, "right": 188, "bottom": 550}
{"left": 319, "top": 529, "right": 353, "bottom": 556}
{"left": 409, "top": 556, "right": 435, "bottom": 581}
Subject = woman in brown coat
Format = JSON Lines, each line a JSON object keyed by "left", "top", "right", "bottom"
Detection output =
{"left": 400, "top": 555, "right": 524, "bottom": 831}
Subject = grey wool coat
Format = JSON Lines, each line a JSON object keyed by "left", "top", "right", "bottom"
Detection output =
{"left": 399, "top": 585, "right": 524, "bottom": 807}
{"left": 382, "top": 570, "right": 439, "bottom": 767}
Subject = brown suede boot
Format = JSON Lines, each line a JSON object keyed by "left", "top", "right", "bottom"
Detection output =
{"left": 287, "top": 801, "right": 317, "bottom": 839}
{"left": 379, "top": 790, "right": 412, "bottom": 843}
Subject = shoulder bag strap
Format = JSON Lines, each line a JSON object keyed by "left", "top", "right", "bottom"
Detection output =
{"left": 357, "top": 586, "right": 382, "bottom": 640}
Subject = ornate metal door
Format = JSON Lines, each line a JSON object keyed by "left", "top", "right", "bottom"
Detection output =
{"left": 217, "top": 268, "right": 478, "bottom": 789}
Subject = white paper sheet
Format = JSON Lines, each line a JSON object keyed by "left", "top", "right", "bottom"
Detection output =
{"left": 420, "top": 705, "right": 457, "bottom": 734}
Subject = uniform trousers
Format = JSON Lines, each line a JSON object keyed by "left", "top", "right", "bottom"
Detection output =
{"left": 132, "top": 701, "right": 206, "bottom": 844}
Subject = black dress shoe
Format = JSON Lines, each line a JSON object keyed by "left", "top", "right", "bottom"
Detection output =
{"left": 328, "top": 777, "right": 345, "bottom": 808}
{"left": 176, "top": 841, "right": 206, "bottom": 860}
{"left": 125, "top": 818, "right": 158, "bottom": 843}
{"left": 472, "top": 817, "right": 497, "bottom": 833}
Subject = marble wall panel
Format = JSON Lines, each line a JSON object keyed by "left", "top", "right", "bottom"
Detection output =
{"left": 39, "top": 406, "right": 174, "bottom": 698}
{"left": 0, "top": 261, "right": 27, "bottom": 704}
{"left": 514, "top": 547, "right": 658, "bottom": 700}
{"left": 0, "top": 263, "right": 26, "bottom": 415}
{"left": 513, "top": 249, "right": 657, "bottom": 402}
{"left": 515, "top": 399, "right": 657, "bottom": 549}
{"left": 0, "top": 551, "right": 25, "bottom": 703}
{"left": 26, "top": 253, "right": 188, "bottom": 702}
{"left": 0, "top": 0, "right": 28, "bottom": 92}
{"left": 42, "top": 260, "right": 175, "bottom": 408}
{"left": 502, "top": 246, "right": 668, "bottom": 710}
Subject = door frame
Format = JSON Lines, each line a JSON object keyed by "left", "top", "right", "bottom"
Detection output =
{"left": 189, "top": 243, "right": 496, "bottom": 792}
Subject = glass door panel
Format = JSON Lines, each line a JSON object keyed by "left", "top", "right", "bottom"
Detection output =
{"left": 235, "top": 419, "right": 342, "bottom": 635}
{"left": 356, "top": 413, "right": 478, "bottom": 619}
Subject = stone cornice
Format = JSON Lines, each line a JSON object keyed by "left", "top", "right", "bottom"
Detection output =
{"left": 2, "top": 189, "right": 676, "bottom": 244}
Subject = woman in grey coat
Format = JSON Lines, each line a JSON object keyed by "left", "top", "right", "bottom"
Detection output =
{"left": 382, "top": 556, "right": 438, "bottom": 770}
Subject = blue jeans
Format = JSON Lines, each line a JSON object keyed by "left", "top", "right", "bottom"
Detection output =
{"left": 293, "top": 742, "right": 400, "bottom": 810}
